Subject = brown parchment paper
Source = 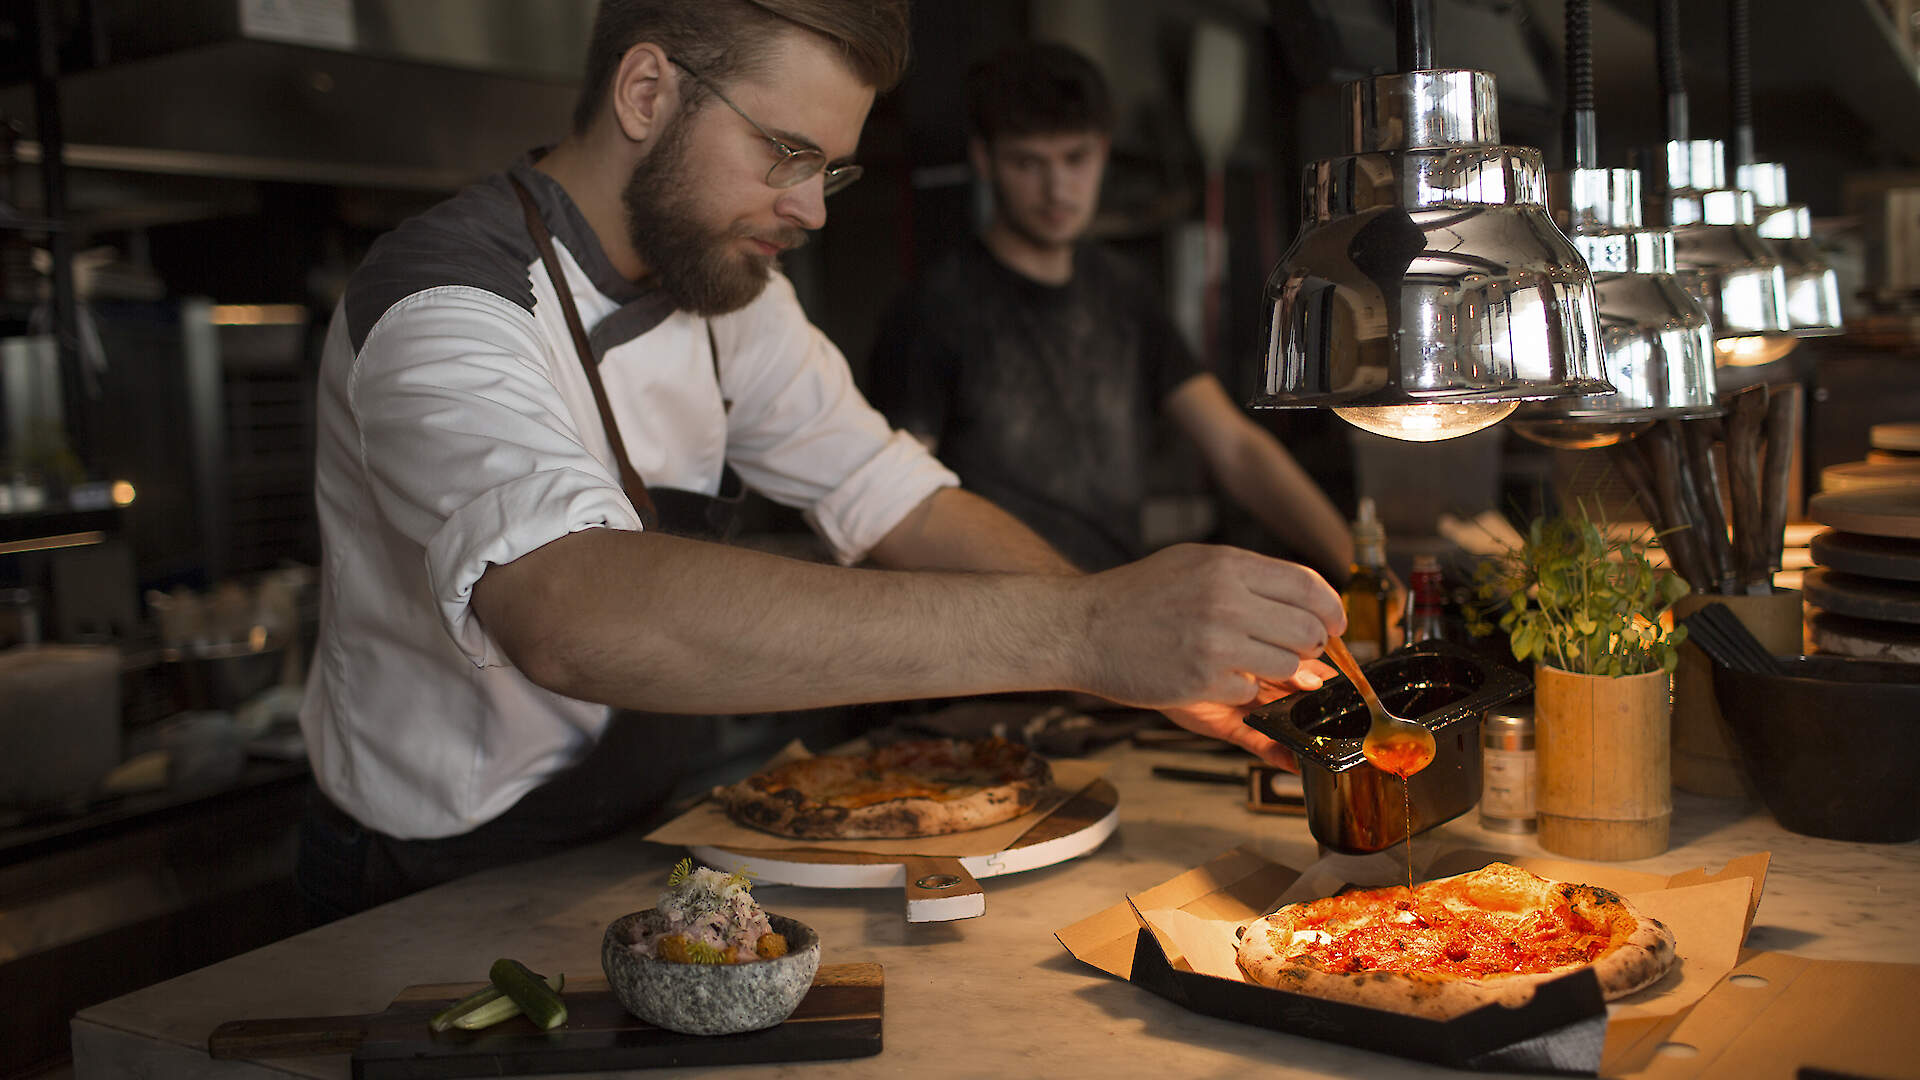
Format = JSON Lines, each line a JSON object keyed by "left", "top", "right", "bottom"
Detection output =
{"left": 1136, "top": 874, "right": 1750, "bottom": 1021}
{"left": 1058, "top": 845, "right": 1769, "bottom": 1025}
{"left": 643, "top": 742, "right": 1110, "bottom": 858}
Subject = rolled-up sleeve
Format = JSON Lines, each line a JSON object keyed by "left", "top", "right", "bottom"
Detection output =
{"left": 350, "top": 287, "right": 643, "bottom": 665}
{"left": 714, "top": 275, "right": 958, "bottom": 564}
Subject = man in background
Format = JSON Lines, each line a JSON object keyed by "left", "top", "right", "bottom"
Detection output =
{"left": 868, "top": 42, "right": 1351, "bottom": 577}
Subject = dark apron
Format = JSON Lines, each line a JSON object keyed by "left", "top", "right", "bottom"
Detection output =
{"left": 295, "top": 176, "right": 747, "bottom": 923}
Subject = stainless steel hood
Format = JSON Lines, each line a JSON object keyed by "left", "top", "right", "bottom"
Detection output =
{"left": 4, "top": 0, "right": 597, "bottom": 191}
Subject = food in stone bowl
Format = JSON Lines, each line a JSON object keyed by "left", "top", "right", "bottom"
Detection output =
{"left": 601, "top": 859, "right": 820, "bottom": 1035}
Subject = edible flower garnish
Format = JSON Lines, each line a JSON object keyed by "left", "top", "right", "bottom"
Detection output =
{"left": 633, "top": 858, "right": 787, "bottom": 964}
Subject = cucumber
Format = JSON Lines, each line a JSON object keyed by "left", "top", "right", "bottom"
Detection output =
{"left": 429, "top": 985, "right": 505, "bottom": 1033}
{"left": 430, "top": 972, "right": 564, "bottom": 1033}
{"left": 489, "top": 958, "right": 569, "bottom": 1031}
{"left": 452, "top": 972, "right": 564, "bottom": 1031}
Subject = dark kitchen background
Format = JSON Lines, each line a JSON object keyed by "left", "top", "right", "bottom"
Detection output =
{"left": 2, "top": 1, "right": 1918, "bottom": 1077}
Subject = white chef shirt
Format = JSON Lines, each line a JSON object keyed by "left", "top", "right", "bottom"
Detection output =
{"left": 300, "top": 161, "right": 958, "bottom": 839}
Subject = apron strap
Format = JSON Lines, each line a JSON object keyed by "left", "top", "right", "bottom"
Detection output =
{"left": 508, "top": 173, "right": 660, "bottom": 531}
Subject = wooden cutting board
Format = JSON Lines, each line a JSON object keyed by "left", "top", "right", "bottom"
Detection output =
{"left": 1803, "top": 567, "right": 1920, "bottom": 624}
{"left": 1810, "top": 529, "right": 1920, "bottom": 583}
{"left": 1809, "top": 488, "right": 1920, "bottom": 540}
{"left": 207, "top": 964, "right": 882, "bottom": 1080}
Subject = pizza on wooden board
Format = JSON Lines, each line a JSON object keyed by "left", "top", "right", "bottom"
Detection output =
{"left": 1234, "top": 861, "right": 1677, "bottom": 1019}
{"left": 715, "top": 737, "right": 1053, "bottom": 840}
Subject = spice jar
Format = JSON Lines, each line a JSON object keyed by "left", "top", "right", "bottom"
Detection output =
{"left": 1480, "top": 701, "right": 1536, "bottom": 832}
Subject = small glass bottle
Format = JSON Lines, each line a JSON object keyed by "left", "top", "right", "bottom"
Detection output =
{"left": 1404, "top": 554, "right": 1447, "bottom": 646}
{"left": 1340, "top": 498, "right": 1402, "bottom": 662}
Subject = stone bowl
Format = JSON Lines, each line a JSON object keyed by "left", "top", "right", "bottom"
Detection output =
{"left": 601, "top": 910, "right": 820, "bottom": 1035}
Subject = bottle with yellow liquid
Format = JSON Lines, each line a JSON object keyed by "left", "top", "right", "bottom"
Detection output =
{"left": 1340, "top": 498, "right": 1403, "bottom": 662}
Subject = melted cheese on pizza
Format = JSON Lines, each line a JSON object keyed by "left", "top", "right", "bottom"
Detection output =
{"left": 755, "top": 741, "right": 1030, "bottom": 809}
{"left": 813, "top": 770, "right": 992, "bottom": 808}
{"left": 1277, "top": 889, "right": 1614, "bottom": 978}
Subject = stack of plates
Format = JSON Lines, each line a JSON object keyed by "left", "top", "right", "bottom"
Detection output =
{"left": 1819, "top": 460, "right": 1920, "bottom": 494}
{"left": 1867, "top": 421, "right": 1920, "bottom": 464}
{"left": 1804, "top": 487, "right": 1920, "bottom": 663}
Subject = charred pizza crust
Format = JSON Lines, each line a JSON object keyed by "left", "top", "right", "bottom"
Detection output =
{"left": 1234, "top": 862, "right": 1677, "bottom": 1019}
{"left": 715, "top": 737, "right": 1053, "bottom": 840}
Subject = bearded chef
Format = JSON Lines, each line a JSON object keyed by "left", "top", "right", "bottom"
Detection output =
{"left": 297, "top": 0, "right": 1343, "bottom": 920}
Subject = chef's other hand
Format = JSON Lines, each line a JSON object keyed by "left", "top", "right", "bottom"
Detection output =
{"left": 1072, "top": 544, "right": 1345, "bottom": 768}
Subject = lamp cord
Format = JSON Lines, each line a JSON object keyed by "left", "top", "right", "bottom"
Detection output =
{"left": 1656, "top": 0, "right": 1689, "bottom": 145}
{"left": 1565, "top": 0, "right": 1597, "bottom": 171}
{"left": 1396, "top": 0, "right": 1433, "bottom": 72}
{"left": 1729, "top": 0, "right": 1756, "bottom": 168}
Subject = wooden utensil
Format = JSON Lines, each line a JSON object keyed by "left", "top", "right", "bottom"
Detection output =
{"left": 1608, "top": 438, "right": 1668, "bottom": 532}
{"left": 1638, "top": 422, "right": 1712, "bottom": 590}
{"left": 1320, "top": 634, "right": 1436, "bottom": 777}
{"left": 1759, "top": 381, "right": 1803, "bottom": 581}
{"left": 1725, "top": 385, "right": 1771, "bottom": 592}
{"left": 1680, "top": 417, "right": 1737, "bottom": 592}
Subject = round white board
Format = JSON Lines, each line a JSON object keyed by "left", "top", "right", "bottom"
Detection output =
{"left": 690, "top": 801, "right": 1120, "bottom": 890}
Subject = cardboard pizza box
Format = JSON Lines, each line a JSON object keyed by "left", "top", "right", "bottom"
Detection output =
{"left": 1604, "top": 951, "right": 1920, "bottom": 1080}
{"left": 1054, "top": 847, "right": 1771, "bottom": 1074}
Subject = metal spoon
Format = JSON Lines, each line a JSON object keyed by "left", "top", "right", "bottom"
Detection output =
{"left": 1321, "top": 634, "right": 1437, "bottom": 778}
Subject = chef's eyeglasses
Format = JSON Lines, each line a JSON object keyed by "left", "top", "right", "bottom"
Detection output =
{"left": 669, "top": 57, "right": 863, "bottom": 196}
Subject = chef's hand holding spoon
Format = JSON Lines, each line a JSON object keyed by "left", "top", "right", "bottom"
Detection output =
{"left": 1070, "top": 543, "right": 1346, "bottom": 771}
{"left": 1322, "top": 633, "right": 1436, "bottom": 777}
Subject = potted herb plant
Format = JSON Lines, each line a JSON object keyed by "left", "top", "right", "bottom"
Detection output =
{"left": 1467, "top": 513, "right": 1689, "bottom": 860}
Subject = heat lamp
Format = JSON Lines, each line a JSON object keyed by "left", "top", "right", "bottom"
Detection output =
{"left": 1722, "top": 0, "right": 1843, "bottom": 340}
{"left": 1646, "top": 0, "right": 1796, "bottom": 374}
{"left": 1510, "top": 0, "right": 1719, "bottom": 450}
{"left": 1251, "top": 0, "right": 1610, "bottom": 443}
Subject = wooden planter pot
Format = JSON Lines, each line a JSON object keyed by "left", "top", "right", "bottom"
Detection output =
{"left": 1670, "top": 589, "right": 1803, "bottom": 797}
{"left": 1534, "top": 664, "right": 1672, "bottom": 861}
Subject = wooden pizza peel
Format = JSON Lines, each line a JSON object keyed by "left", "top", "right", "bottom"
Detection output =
{"left": 688, "top": 777, "right": 1120, "bottom": 924}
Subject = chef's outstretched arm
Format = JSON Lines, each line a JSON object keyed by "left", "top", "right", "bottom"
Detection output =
{"left": 469, "top": 514, "right": 1343, "bottom": 765}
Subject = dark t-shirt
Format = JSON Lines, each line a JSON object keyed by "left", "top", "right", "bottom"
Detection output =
{"left": 867, "top": 238, "right": 1206, "bottom": 572}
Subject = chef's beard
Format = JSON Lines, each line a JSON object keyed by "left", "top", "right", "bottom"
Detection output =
{"left": 622, "top": 114, "right": 808, "bottom": 317}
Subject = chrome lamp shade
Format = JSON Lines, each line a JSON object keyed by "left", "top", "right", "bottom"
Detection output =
{"left": 1656, "top": 140, "right": 1796, "bottom": 369}
{"left": 1737, "top": 162, "right": 1844, "bottom": 337}
{"left": 1253, "top": 71, "right": 1610, "bottom": 442}
{"left": 1512, "top": 167, "right": 1719, "bottom": 449}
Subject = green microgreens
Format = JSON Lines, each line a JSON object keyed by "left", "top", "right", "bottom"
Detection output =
{"left": 1463, "top": 508, "right": 1690, "bottom": 677}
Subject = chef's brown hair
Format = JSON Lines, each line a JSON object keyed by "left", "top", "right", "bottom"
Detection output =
{"left": 966, "top": 41, "right": 1113, "bottom": 144}
{"left": 572, "top": 0, "right": 911, "bottom": 134}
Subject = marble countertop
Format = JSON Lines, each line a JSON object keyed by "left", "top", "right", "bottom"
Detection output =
{"left": 70, "top": 744, "right": 1920, "bottom": 1080}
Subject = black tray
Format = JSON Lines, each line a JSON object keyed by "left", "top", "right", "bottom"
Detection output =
{"left": 1253, "top": 640, "right": 1532, "bottom": 774}
{"left": 1127, "top": 926, "right": 1607, "bottom": 1073}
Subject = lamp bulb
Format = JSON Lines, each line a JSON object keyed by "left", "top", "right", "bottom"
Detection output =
{"left": 1333, "top": 401, "right": 1519, "bottom": 442}
{"left": 1714, "top": 333, "right": 1798, "bottom": 367}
